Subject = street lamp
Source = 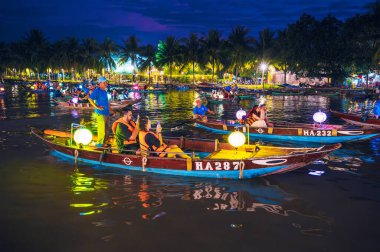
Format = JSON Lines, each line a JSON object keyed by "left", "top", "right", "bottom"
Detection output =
{"left": 260, "top": 63, "right": 267, "bottom": 90}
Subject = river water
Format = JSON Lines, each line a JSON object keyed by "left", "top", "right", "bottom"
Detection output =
{"left": 1, "top": 86, "right": 380, "bottom": 252}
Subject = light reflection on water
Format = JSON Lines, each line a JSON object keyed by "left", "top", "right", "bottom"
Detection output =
{"left": 65, "top": 167, "right": 333, "bottom": 238}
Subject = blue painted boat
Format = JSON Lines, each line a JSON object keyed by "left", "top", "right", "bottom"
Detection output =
{"left": 195, "top": 120, "right": 380, "bottom": 144}
{"left": 32, "top": 129, "right": 340, "bottom": 179}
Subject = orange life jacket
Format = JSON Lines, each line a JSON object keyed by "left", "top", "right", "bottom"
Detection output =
{"left": 138, "top": 131, "right": 169, "bottom": 157}
{"left": 112, "top": 118, "right": 137, "bottom": 144}
{"left": 245, "top": 110, "right": 262, "bottom": 125}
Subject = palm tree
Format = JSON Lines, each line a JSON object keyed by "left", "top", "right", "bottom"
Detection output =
{"left": 23, "top": 29, "right": 50, "bottom": 79}
{"left": 155, "top": 36, "right": 181, "bottom": 83}
{"left": 201, "top": 30, "right": 224, "bottom": 82}
{"left": 272, "top": 30, "right": 291, "bottom": 84}
{"left": 9, "top": 42, "right": 27, "bottom": 78}
{"left": 50, "top": 40, "right": 69, "bottom": 80}
{"left": 227, "top": 25, "right": 253, "bottom": 78}
{"left": 80, "top": 38, "right": 99, "bottom": 79}
{"left": 119, "top": 35, "right": 140, "bottom": 81}
{"left": 180, "top": 33, "right": 201, "bottom": 85}
{"left": 254, "top": 28, "right": 275, "bottom": 63}
{"left": 137, "top": 44, "right": 156, "bottom": 84}
{"left": 99, "top": 37, "right": 118, "bottom": 78}
{"left": 0, "top": 42, "right": 10, "bottom": 79}
{"left": 66, "top": 37, "right": 81, "bottom": 80}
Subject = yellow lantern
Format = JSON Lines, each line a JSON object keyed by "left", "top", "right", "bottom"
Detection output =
{"left": 228, "top": 131, "right": 246, "bottom": 148}
{"left": 73, "top": 128, "right": 93, "bottom": 145}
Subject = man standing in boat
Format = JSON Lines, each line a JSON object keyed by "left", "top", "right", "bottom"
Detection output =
{"left": 112, "top": 107, "right": 140, "bottom": 153}
{"left": 89, "top": 76, "right": 114, "bottom": 147}
{"left": 193, "top": 99, "right": 215, "bottom": 122}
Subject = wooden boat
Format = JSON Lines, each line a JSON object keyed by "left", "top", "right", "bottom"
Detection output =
{"left": 54, "top": 99, "right": 140, "bottom": 110}
{"left": 206, "top": 97, "right": 239, "bottom": 104}
{"left": 176, "top": 84, "right": 190, "bottom": 91}
{"left": 31, "top": 128, "right": 340, "bottom": 179}
{"left": 331, "top": 110, "right": 380, "bottom": 127}
{"left": 131, "top": 87, "right": 167, "bottom": 93}
{"left": 195, "top": 120, "right": 380, "bottom": 143}
{"left": 201, "top": 92, "right": 253, "bottom": 100}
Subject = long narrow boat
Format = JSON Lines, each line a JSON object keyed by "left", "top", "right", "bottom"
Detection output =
{"left": 54, "top": 99, "right": 140, "bottom": 110}
{"left": 131, "top": 88, "right": 167, "bottom": 93}
{"left": 206, "top": 97, "right": 239, "bottom": 104}
{"left": 32, "top": 129, "right": 340, "bottom": 179}
{"left": 195, "top": 120, "right": 380, "bottom": 143}
{"left": 331, "top": 110, "right": 380, "bottom": 127}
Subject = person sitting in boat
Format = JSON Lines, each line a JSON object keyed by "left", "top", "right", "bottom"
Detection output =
{"left": 223, "top": 90, "right": 229, "bottom": 99}
{"left": 193, "top": 99, "right": 215, "bottom": 122}
{"left": 78, "top": 90, "right": 89, "bottom": 103}
{"left": 138, "top": 116, "right": 170, "bottom": 157}
{"left": 112, "top": 107, "right": 140, "bottom": 153}
{"left": 372, "top": 95, "right": 380, "bottom": 119}
{"left": 53, "top": 86, "right": 64, "bottom": 98}
{"left": 245, "top": 101, "right": 273, "bottom": 128}
{"left": 138, "top": 116, "right": 189, "bottom": 158}
{"left": 211, "top": 90, "right": 218, "bottom": 99}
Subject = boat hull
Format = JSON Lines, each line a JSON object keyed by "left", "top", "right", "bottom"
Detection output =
{"left": 55, "top": 99, "right": 140, "bottom": 110}
{"left": 33, "top": 130, "right": 340, "bottom": 179}
{"left": 195, "top": 121, "right": 380, "bottom": 143}
{"left": 331, "top": 110, "right": 380, "bottom": 127}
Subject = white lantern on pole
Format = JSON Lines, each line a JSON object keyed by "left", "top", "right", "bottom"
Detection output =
{"left": 73, "top": 128, "right": 93, "bottom": 145}
{"left": 236, "top": 109, "right": 246, "bottom": 120}
{"left": 228, "top": 131, "right": 246, "bottom": 148}
{"left": 313, "top": 111, "right": 327, "bottom": 124}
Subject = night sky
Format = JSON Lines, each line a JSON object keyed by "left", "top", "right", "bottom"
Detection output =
{"left": 0, "top": 0, "right": 375, "bottom": 45}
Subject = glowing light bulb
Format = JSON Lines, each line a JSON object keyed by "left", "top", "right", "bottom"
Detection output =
{"left": 73, "top": 128, "right": 93, "bottom": 145}
{"left": 236, "top": 109, "right": 246, "bottom": 120}
{"left": 228, "top": 131, "right": 246, "bottom": 148}
{"left": 313, "top": 111, "right": 327, "bottom": 124}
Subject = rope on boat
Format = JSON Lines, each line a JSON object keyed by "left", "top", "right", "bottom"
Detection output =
{"left": 238, "top": 160, "right": 245, "bottom": 179}
{"left": 141, "top": 155, "right": 148, "bottom": 172}
{"left": 74, "top": 149, "right": 79, "bottom": 165}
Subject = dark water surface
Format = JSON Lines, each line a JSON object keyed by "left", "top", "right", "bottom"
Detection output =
{"left": 1, "top": 88, "right": 380, "bottom": 252}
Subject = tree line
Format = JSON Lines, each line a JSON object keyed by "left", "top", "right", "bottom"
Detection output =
{"left": 0, "top": 1, "right": 379, "bottom": 85}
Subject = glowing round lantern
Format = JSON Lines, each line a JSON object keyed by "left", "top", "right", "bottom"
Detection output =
{"left": 313, "top": 111, "right": 327, "bottom": 124}
{"left": 236, "top": 109, "right": 246, "bottom": 120}
{"left": 219, "top": 94, "right": 224, "bottom": 99}
{"left": 73, "top": 128, "right": 93, "bottom": 145}
{"left": 228, "top": 131, "right": 246, "bottom": 148}
{"left": 71, "top": 97, "right": 79, "bottom": 104}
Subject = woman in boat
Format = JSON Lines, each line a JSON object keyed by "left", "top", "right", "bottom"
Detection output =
{"left": 138, "top": 116, "right": 171, "bottom": 157}
{"left": 245, "top": 103, "right": 272, "bottom": 127}
{"left": 138, "top": 116, "right": 188, "bottom": 158}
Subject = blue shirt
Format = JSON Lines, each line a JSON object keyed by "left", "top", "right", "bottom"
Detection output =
{"left": 193, "top": 105, "right": 208, "bottom": 116}
{"left": 373, "top": 100, "right": 380, "bottom": 116}
{"left": 89, "top": 87, "right": 109, "bottom": 115}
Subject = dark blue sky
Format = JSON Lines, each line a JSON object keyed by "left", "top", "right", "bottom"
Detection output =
{"left": 0, "top": 0, "right": 375, "bottom": 45}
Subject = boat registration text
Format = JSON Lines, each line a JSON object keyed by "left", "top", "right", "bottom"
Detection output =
{"left": 194, "top": 162, "right": 241, "bottom": 171}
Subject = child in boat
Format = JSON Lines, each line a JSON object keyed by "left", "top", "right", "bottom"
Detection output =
{"left": 138, "top": 116, "right": 188, "bottom": 158}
